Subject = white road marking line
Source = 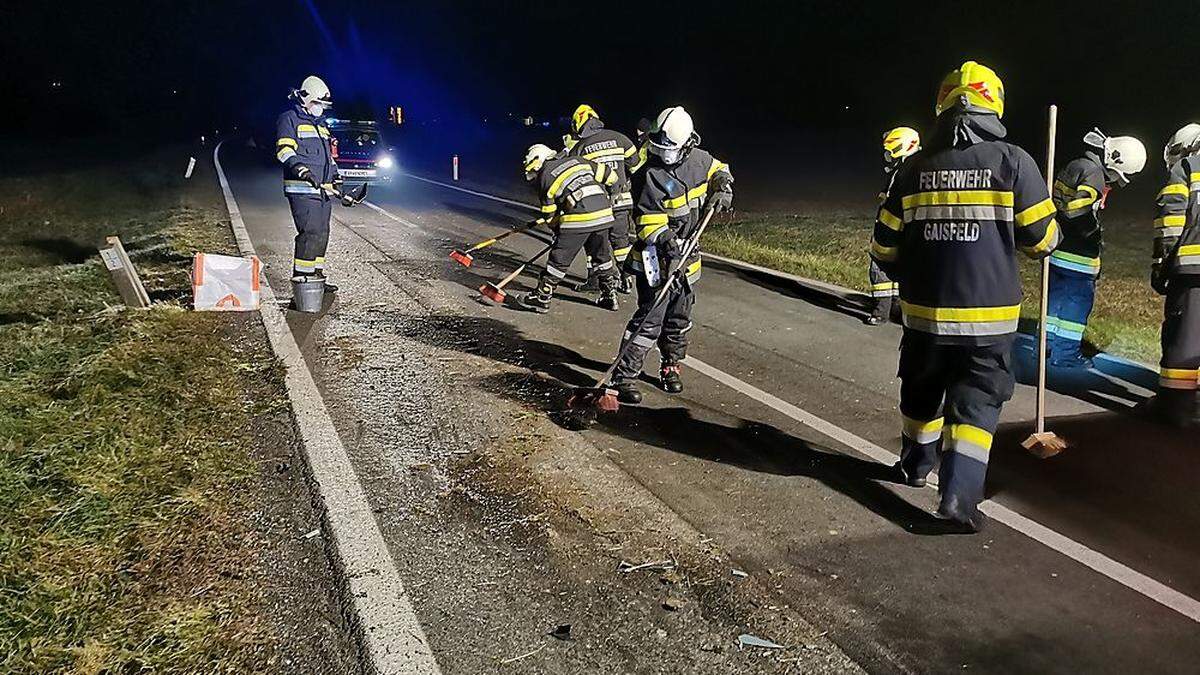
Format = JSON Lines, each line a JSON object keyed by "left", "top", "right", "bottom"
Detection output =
{"left": 385, "top": 172, "right": 1200, "bottom": 625}
{"left": 364, "top": 199, "right": 419, "bottom": 228}
{"left": 402, "top": 172, "right": 538, "bottom": 210}
{"left": 214, "top": 143, "right": 442, "bottom": 673}
{"left": 687, "top": 356, "right": 1200, "bottom": 622}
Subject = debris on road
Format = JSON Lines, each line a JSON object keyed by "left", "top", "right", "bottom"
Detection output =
{"left": 302, "top": 528, "right": 320, "bottom": 540}
{"left": 499, "top": 644, "right": 546, "bottom": 665}
{"left": 737, "top": 633, "right": 786, "bottom": 651}
{"left": 732, "top": 568, "right": 749, "bottom": 578}
{"left": 618, "top": 559, "right": 676, "bottom": 574}
{"left": 548, "top": 624, "right": 572, "bottom": 641}
{"left": 662, "top": 597, "right": 687, "bottom": 611}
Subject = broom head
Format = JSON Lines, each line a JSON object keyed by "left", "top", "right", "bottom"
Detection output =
{"left": 566, "top": 386, "right": 620, "bottom": 412}
{"left": 449, "top": 250, "right": 474, "bottom": 267}
{"left": 1021, "top": 431, "right": 1068, "bottom": 459}
{"left": 479, "top": 282, "right": 507, "bottom": 305}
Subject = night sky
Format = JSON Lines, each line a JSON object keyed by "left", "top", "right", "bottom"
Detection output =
{"left": 6, "top": 0, "right": 1199, "bottom": 172}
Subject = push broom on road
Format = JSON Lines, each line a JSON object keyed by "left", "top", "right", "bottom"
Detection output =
{"left": 450, "top": 219, "right": 544, "bottom": 267}
{"left": 1022, "top": 104, "right": 1069, "bottom": 459}
{"left": 561, "top": 207, "right": 716, "bottom": 429}
{"left": 478, "top": 240, "right": 555, "bottom": 305}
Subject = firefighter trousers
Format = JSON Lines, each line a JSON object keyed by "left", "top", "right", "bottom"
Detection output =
{"left": 868, "top": 258, "right": 898, "bottom": 318}
{"left": 1159, "top": 277, "right": 1200, "bottom": 393}
{"left": 1046, "top": 265, "right": 1096, "bottom": 364}
{"left": 288, "top": 195, "right": 332, "bottom": 275}
{"left": 897, "top": 334, "right": 1015, "bottom": 518}
{"left": 540, "top": 227, "right": 614, "bottom": 291}
{"left": 613, "top": 272, "right": 695, "bottom": 381}
{"left": 586, "top": 209, "right": 632, "bottom": 275}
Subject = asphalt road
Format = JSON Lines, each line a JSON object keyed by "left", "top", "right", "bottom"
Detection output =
{"left": 221, "top": 142, "right": 1199, "bottom": 674}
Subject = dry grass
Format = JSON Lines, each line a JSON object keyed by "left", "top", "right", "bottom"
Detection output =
{"left": 705, "top": 210, "right": 1163, "bottom": 362}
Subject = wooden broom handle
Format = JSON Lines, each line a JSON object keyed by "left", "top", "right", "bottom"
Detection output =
{"left": 1035, "top": 105, "right": 1058, "bottom": 434}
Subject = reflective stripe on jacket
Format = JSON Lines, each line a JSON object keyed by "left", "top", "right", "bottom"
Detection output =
{"left": 631, "top": 148, "right": 731, "bottom": 285}
{"left": 1049, "top": 153, "right": 1105, "bottom": 275}
{"left": 276, "top": 104, "right": 338, "bottom": 196}
{"left": 535, "top": 155, "right": 616, "bottom": 233}
{"left": 1155, "top": 155, "right": 1200, "bottom": 276}
{"left": 872, "top": 135, "right": 1060, "bottom": 344}
{"left": 568, "top": 119, "right": 640, "bottom": 210}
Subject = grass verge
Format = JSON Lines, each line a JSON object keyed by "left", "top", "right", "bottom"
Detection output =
{"left": 705, "top": 210, "right": 1164, "bottom": 363}
{"left": 0, "top": 150, "right": 288, "bottom": 672}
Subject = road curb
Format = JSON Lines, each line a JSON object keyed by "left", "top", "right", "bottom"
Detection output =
{"left": 214, "top": 142, "right": 442, "bottom": 674}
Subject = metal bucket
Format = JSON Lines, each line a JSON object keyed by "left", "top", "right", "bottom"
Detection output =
{"left": 291, "top": 276, "right": 326, "bottom": 313}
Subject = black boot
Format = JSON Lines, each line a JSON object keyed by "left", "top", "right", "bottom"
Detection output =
{"left": 576, "top": 266, "right": 602, "bottom": 291}
{"left": 596, "top": 273, "right": 619, "bottom": 311}
{"left": 660, "top": 363, "right": 683, "bottom": 394}
{"left": 612, "top": 380, "right": 642, "bottom": 404}
{"left": 618, "top": 272, "right": 634, "bottom": 295}
{"left": 935, "top": 494, "right": 986, "bottom": 533}
{"left": 519, "top": 276, "right": 555, "bottom": 314}
{"left": 893, "top": 461, "right": 927, "bottom": 488}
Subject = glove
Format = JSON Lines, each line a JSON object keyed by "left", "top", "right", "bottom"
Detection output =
{"left": 1151, "top": 264, "right": 1170, "bottom": 296}
{"left": 658, "top": 236, "right": 684, "bottom": 271}
{"left": 708, "top": 173, "right": 734, "bottom": 212}
{"left": 332, "top": 175, "right": 345, "bottom": 192}
{"left": 293, "top": 164, "right": 320, "bottom": 190}
{"left": 341, "top": 192, "right": 357, "bottom": 207}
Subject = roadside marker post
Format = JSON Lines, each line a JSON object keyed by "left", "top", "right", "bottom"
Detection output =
{"left": 185, "top": 156, "right": 196, "bottom": 179}
{"left": 452, "top": 155, "right": 459, "bottom": 181}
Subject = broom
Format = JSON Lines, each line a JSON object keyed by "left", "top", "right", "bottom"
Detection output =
{"left": 450, "top": 218, "right": 543, "bottom": 267}
{"left": 1022, "top": 104, "right": 1069, "bottom": 458}
{"left": 478, "top": 241, "right": 555, "bottom": 305}
{"left": 562, "top": 207, "right": 716, "bottom": 426}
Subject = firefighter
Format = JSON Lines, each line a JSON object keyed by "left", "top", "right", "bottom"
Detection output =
{"left": 567, "top": 105, "right": 641, "bottom": 294}
{"left": 1149, "top": 122, "right": 1200, "bottom": 426}
{"left": 608, "top": 106, "right": 733, "bottom": 403}
{"left": 867, "top": 127, "right": 921, "bottom": 326}
{"left": 275, "top": 75, "right": 353, "bottom": 290}
{"left": 516, "top": 143, "right": 621, "bottom": 313}
{"left": 871, "top": 61, "right": 1061, "bottom": 531}
{"left": 1046, "top": 129, "right": 1146, "bottom": 368}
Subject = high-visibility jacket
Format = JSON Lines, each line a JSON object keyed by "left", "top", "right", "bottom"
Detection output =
{"left": 631, "top": 148, "right": 731, "bottom": 285}
{"left": 568, "top": 119, "right": 641, "bottom": 211}
{"left": 1050, "top": 153, "right": 1106, "bottom": 276}
{"left": 534, "top": 155, "right": 618, "bottom": 234}
{"left": 1154, "top": 154, "right": 1200, "bottom": 277}
{"left": 275, "top": 104, "right": 339, "bottom": 197}
{"left": 872, "top": 130, "right": 1060, "bottom": 344}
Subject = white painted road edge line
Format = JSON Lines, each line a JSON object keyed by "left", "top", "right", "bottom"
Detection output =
{"left": 214, "top": 143, "right": 442, "bottom": 674}
{"left": 392, "top": 170, "right": 1200, "bottom": 625}
{"left": 363, "top": 200, "right": 419, "bottom": 228}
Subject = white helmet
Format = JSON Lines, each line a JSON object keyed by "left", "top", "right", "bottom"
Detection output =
{"left": 1163, "top": 123, "right": 1200, "bottom": 169}
{"left": 523, "top": 143, "right": 555, "bottom": 180}
{"left": 1083, "top": 128, "right": 1146, "bottom": 186}
{"left": 648, "top": 106, "right": 699, "bottom": 165}
{"left": 295, "top": 75, "right": 332, "bottom": 115}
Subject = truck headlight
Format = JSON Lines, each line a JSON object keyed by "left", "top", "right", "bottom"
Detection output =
{"left": 376, "top": 156, "right": 395, "bottom": 169}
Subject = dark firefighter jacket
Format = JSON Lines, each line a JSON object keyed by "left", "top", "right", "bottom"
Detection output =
{"left": 631, "top": 148, "right": 731, "bottom": 285}
{"left": 534, "top": 155, "right": 618, "bottom": 234}
{"left": 568, "top": 118, "right": 641, "bottom": 211}
{"left": 275, "top": 104, "right": 339, "bottom": 196}
{"left": 1050, "top": 152, "right": 1107, "bottom": 275}
{"left": 1154, "top": 154, "right": 1200, "bottom": 277}
{"left": 871, "top": 111, "right": 1061, "bottom": 345}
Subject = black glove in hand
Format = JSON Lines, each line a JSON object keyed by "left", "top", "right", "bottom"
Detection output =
{"left": 658, "top": 236, "right": 684, "bottom": 273}
{"left": 708, "top": 172, "right": 734, "bottom": 212}
{"left": 293, "top": 164, "right": 320, "bottom": 190}
{"left": 708, "top": 186, "right": 734, "bottom": 212}
{"left": 333, "top": 176, "right": 345, "bottom": 192}
{"left": 1151, "top": 265, "right": 1170, "bottom": 296}
{"left": 341, "top": 193, "right": 357, "bottom": 207}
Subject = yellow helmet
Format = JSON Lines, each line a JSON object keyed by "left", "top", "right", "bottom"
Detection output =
{"left": 572, "top": 104, "right": 599, "bottom": 134}
{"left": 935, "top": 60, "right": 1005, "bottom": 118}
{"left": 883, "top": 127, "right": 921, "bottom": 162}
